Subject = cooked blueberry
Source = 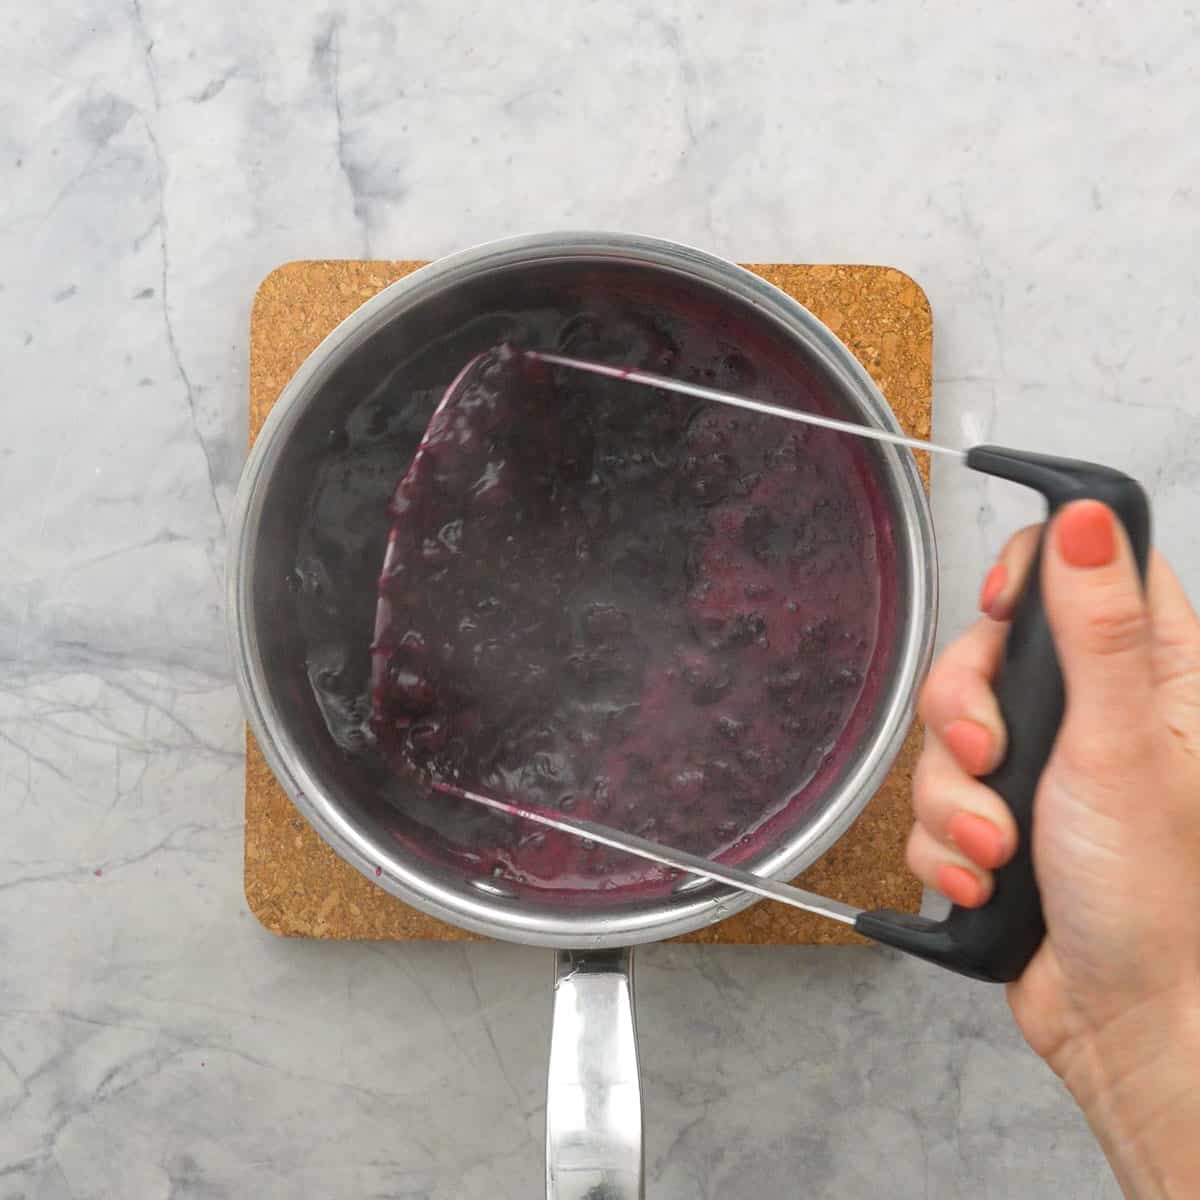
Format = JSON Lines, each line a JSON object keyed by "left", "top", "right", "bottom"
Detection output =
{"left": 682, "top": 452, "right": 736, "bottom": 505}
{"left": 694, "top": 672, "right": 732, "bottom": 704}
{"left": 702, "top": 758, "right": 736, "bottom": 790}
{"left": 736, "top": 745, "right": 778, "bottom": 778}
{"left": 470, "top": 462, "right": 513, "bottom": 510}
{"left": 779, "top": 715, "right": 814, "bottom": 738}
{"left": 765, "top": 662, "right": 808, "bottom": 694}
{"left": 583, "top": 603, "right": 632, "bottom": 641}
{"left": 716, "top": 716, "right": 747, "bottom": 742}
{"left": 386, "top": 663, "right": 436, "bottom": 714}
{"left": 398, "top": 630, "right": 428, "bottom": 657}
{"left": 826, "top": 665, "right": 864, "bottom": 691}
{"left": 722, "top": 613, "right": 767, "bottom": 649}
{"left": 409, "top": 717, "right": 448, "bottom": 753}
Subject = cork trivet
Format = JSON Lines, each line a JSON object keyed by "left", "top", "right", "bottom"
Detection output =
{"left": 246, "top": 260, "right": 933, "bottom": 944}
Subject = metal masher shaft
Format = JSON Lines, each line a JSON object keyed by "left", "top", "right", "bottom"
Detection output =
{"left": 433, "top": 780, "right": 860, "bottom": 926}
{"left": 527, "top": 350, "right": 965, "bottom": 460}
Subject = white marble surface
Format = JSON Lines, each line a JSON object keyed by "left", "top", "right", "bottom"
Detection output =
{"left": 2, "top": 1, "right": 1198, "bottom": 1195}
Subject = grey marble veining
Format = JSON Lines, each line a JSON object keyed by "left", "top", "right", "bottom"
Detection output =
{"left": 2, "top": 1, "right": 1196, "bottom": 1195}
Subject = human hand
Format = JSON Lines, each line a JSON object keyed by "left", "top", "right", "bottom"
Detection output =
{"left": 907, "top": 500, "right": 1200, "bottom": 1197}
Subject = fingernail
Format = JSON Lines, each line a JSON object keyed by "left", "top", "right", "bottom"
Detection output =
{"left": 937, "top": 863, "right": 988, "bottom": 908}
{"left": 947, "top": 811, "right": 1006, "bottom": 869}
{"left": 1056, "top": 500, "right": 1116, "bottom": 568}
{"left": 943, "top": 718, "right": 996, "bottom": 775}
{"left": 979, "top": 563, "right": 1007, "bottom": 616}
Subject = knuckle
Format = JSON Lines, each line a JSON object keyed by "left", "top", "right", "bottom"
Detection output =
{"left": 918, "top": 660, "right": 970, "bottom": 725}
{"left": 911, "top": 750, "right": 954, "bottom": 829}
{"left": 905, "top": 828, "right": 933, "bottom": 876}
{"left": 1078, "top": 597, "right": 1149, "bottom": 658}
{"left": 916, "top": 679, "right": 937, "bottom": 726}
{"left": 912, "top": 740, "right": 945, "bottom": 793}
{"left": 904, "top": 837, "right": 922, "bottom": 876}
{"left": 917, "top": 666, "right": 952, "bottom": 725}
{"left": 1004, "top": 523, "right": 1043, "bottom": 558}
{"left": 911, "top": 780, "right": 940, "bottom": 831}
{"left": 911, "top": 753, "right": 935, "bottom": 810}
{"left": 1001, "top": 524, "right": 1043, "bottom": 572}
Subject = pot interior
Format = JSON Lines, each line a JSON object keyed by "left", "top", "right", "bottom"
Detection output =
{"left": 241, "top": 247, "right": 927, "bottom": 939}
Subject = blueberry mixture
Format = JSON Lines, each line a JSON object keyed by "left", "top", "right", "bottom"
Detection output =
{"left": 365, "top": 340, "right": 890, "bottom": 892}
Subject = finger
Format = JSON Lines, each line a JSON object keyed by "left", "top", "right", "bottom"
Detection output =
{"left": 906, "top": 822, "right": 992, "bottom": 908}
{"left": 912, "top": 736, "right": 1018, "bottom": 868}
{"left": 918, "top": 617, "right": 1010, "bottom": 774}
{"left": 1146, "top": 552, "right": 1200, "bottom": 751}
{"left": 979, "top": 524, "right": 1042, "bottom": 621}
{"left": 1042, "top": 500, "right": 1155, "bottom": 764}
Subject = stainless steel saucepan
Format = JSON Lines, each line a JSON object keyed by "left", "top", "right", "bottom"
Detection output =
{"left": 227, "top": 232, "right": 938, "bottom": 1198}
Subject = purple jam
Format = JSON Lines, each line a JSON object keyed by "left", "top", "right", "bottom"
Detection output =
{"left": 364, "top": 338, "right": 892, "bottom": 894}
{"left": 293, "top": 268, "right": 898, "bottom": 902}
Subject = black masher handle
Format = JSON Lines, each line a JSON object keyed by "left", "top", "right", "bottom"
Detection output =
{"left": 855, "top": 446, "right": 1151, "bottom": 982}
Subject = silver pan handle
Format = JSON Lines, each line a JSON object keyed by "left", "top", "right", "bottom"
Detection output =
{"left": 545, "top": 947, "right": 644, "bottom": 1199}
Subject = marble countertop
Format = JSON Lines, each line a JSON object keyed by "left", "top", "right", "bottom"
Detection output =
{"left": 4, "top": 2, "right": 1198, "bottom": 1196}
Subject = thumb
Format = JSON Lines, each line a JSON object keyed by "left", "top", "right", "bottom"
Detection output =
{"left": 1042, "top": 499, "right": 1154, "bottom": 757}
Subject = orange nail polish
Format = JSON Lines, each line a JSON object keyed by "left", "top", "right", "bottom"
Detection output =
{"left": 1056, "top": 500, "right": 1116, "bottom": 568}
{"left": 937, "top": 863, "right": 986, "bottom": 908}
{"left": 979, "top": 563, "right": 1007, "bottom": 616}
{"left": 947, "top": 811, "right": 1006, "bottom": 869}
{"left": 943, "top": 719, "right": 995, "bottom": 775}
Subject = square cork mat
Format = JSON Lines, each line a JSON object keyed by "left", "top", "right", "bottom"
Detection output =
{"left": 246, "top": 260, "right": 932, "bottom": 944}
